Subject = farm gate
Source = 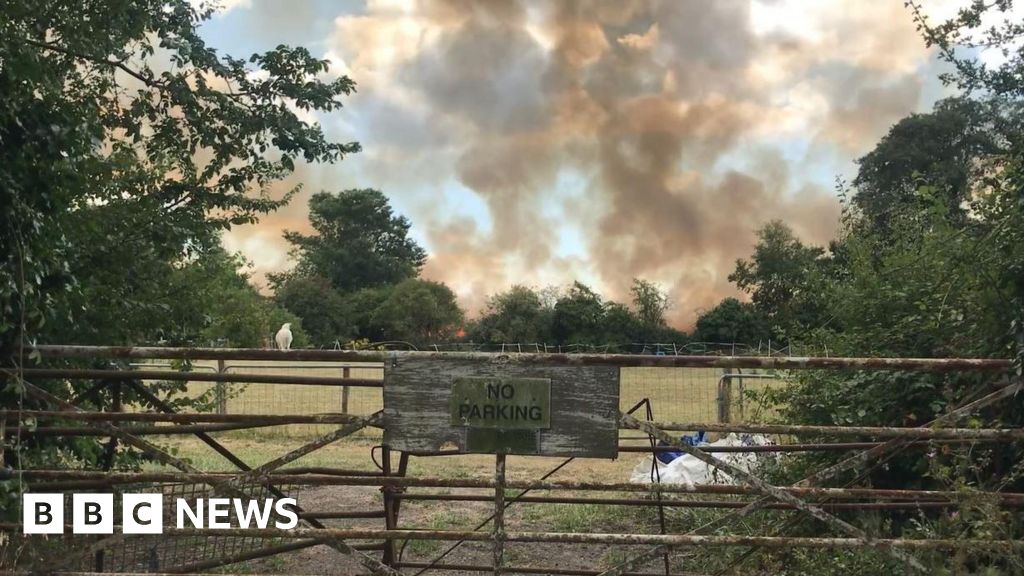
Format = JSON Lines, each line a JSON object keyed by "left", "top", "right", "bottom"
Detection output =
{"left": 2, "top": 345, "right": 1022, "bottom": 575}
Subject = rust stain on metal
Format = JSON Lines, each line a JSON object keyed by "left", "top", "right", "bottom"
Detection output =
{"left": 10, "top": 367, "right": 383, "bottom": 387}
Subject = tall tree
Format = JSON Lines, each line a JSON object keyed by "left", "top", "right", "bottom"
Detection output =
{"left": 0, "top": 0, "right": 355, "bottom": 497}
{"left": 765, "top": 9, "right": 1024, "bottom": 557}
{"left": 853, "top": 97, "right": 1005, "bottom": 233}
{"left": 1, "top": 0, "right": 358, "bottom": 354}
{"left": 729, "top": 221, "right": 827, "bottom": 335}
{"left": 281, "top": 189, "right": 427, "bottom": 293}
{"left": 630, "top": 279, "right": 669, "bottom": 327}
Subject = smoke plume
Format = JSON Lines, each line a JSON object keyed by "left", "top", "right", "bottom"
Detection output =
{"left": 222, "top": 0, "right": 942, "bottom": 328}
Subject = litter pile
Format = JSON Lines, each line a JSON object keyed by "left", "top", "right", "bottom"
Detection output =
{"left": 629, "top": 432, "right": 776, "bottom": 488}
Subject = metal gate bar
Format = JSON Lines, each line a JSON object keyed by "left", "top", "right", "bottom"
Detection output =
{"left": 11, "top": 378, "right": 398, "bottom": 576}
{"left": 5, "top": 345, "right": 1021, "bottom": 576}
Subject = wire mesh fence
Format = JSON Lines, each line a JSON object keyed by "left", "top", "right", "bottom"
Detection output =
{"left": 129, "top": 361, "right": 786, "bottom": 440}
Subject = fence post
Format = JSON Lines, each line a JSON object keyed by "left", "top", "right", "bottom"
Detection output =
{"left": 341, "top": 366, "right": 351, "bottom": 414}
{"left": 718, "top": 368, "right": 732, "bottom": 424}
{"left": 215, "top": 359, "right": 227, "bottom": 415}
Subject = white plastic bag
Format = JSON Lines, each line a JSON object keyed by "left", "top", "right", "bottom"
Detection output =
{"left": 628, "top": 433, "right": 774, "bottom": 488}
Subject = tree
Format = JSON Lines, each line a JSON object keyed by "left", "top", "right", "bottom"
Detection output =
{"left": 910, "top": 0, "right": 1024, "bottom": 101}
{"left": 600, "top": 302, "right": 641, "bottom": 345}
{"left": 764, "top": 8, "right": 1024, "bottom": 553}
{"left": 631, "top": 279, "right": 669, "bottom": 327}
{"left": 469, "top": 285, "right": 551, "bottom": 344}
{"left": 342, "top": 286, "right": 394, "bottom": 342}
{"left": 369, "top": 279, "right": 464, "bottom": 344}
{"left": 274, "top": 276, "right": 351, "bottom": 347}
{"left": 281, "top": 190, "right": 427, "bottom": 293}
{"left": 908, "top": 0, "right": 1024, "bottom": 373}
{"left": 0, "top": 0, "right": 356, "bottom": 499}
{"left": 551, "top": 282, "right": 606, "bottom": 344}
{"left": 162, "top": 244, "right": 304, "bottom": 347}
{"left": 2, "top": 0, "right": 357, "bottom": 354}
{"left": 853, "top": 97, "right": 1005, "bottom": 234}
{"left": 729, "top": 221, "right": 827, "bottom": 335}
{"left": 693, "top": 298, "right": 771, "bottom": 345}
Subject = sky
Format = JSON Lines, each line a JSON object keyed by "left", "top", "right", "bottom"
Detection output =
{"left": 202, "top": 0, "right": 966, "bottom": 328}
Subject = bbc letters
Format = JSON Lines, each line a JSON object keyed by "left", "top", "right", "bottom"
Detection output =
{"left": 23, "top": 493, "right": 298, "bottom": 534}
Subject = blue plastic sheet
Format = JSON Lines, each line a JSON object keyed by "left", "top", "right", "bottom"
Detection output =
{"left": 655, "top": 430, "right": 707, "bottom": 464}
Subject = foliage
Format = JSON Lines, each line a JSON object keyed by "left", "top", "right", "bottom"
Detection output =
{"left": 766, "top": 144, "right": 1024, "bottom": 498}
{"left": 1, "top": 0, "right": 358, "bottom": 357}
{"left": 369, "top": 279, "right": 464, "bottom": 344}
{"left": 729, "top": 221, "right": 830, "bottom": 338}
{"left": 759, "top": 5, "right": 1024, "bottom": 537}
{"left": 156, "top": 244, "right": 303, "bottom": 347}
{"left": 630, "top": 279, "right": 669, "bottom": 327}
{"left": 853, "top": 97, "right": 1007, "bottom": 234}
{"left": 279, "top": 189, "right": 427, "bottom": 293}
{"left": 908, "top": 0, "right": 1024, "bottom": 372}
{"left": 465, "top": 280, "right": 686, "bottom": 348}
{"left": 467, "top": 285, "right": 552, "bottom": 344}
{"left": 910, "top": 0, "right": 1024, "bottom": 100}
{"left": 711, "top": 8, "right": 1024, "bottom": 568}
{"left": 0, "top": 0, "right": 356, "bottom": 510}
{"left": 628, "top": 279, "right": 689, "bottom": 343}
{"left": 274, "top": 275, "right": 352, "bottom": 347}
{"left": 601, "top": 302, "right": 642, "bottom": 344}
{"left": 551, "top": 282, "right": 609, "bottom": 344}
{"left": 341, "top": 286, "right": 395, "bottom": 343}
{"left": 693, "top": 297, "right": 771, "bottom": 345}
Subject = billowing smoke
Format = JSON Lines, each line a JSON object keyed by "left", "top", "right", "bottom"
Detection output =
{"left": 223, "top": 0, "right": 939, "bottom": 328}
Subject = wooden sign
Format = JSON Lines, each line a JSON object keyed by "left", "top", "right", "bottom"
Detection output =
{"left": 383, "top": 357, "right": 619, "bottom": 458}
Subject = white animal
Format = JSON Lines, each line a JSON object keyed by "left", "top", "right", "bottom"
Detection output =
{"left": 274, "top": 323, "right": 293, "bottom": 351}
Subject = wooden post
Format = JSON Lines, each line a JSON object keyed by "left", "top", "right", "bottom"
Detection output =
{"left": 215, "top": 359, "right": 227, "bottom": 415}
{"left": 493, "top": 453, "right": 506, "bottom": 575}
{"left": 341, "top": 366, "right": 351, "bottom": 414}
{"left": 718, "top": 368, "right": 732, "bottom": 424}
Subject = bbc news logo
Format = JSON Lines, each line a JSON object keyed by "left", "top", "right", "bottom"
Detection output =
{"left": 23, "top": 493, "right": 298, "bottom": 534}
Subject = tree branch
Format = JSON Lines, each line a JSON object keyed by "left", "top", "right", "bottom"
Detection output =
{"left": 21, "top": 37, "right": 164, "bottom": 88}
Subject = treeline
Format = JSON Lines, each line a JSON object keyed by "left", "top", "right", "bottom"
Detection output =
{"left": 260, "top": 188, "right": 831, "bottom": 350}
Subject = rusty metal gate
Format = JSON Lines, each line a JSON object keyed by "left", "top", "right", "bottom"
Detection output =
{"left": 2, "top": 345, "right": 1023, "bottom": 575}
